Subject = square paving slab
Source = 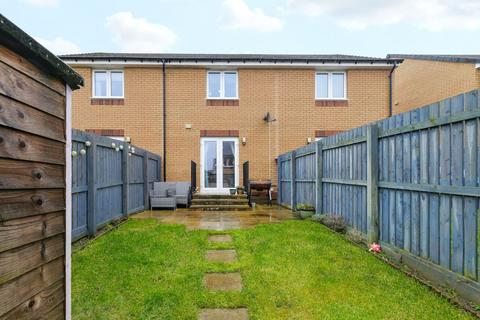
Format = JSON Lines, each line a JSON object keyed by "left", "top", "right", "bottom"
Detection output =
{"left": 203, "top": 273, "right": 243, "bottom": 292}
{"left": 198, "top": 308, "right": 249, "bottom": 320}
{"left": 208, "top": 234, "right": 232, "bottom": 243}
{"left": 206, "top": 250, "right": 237, "bottom": 263}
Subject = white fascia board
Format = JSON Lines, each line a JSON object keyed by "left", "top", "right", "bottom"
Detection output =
{"left": 476, "top": 63, "right": 480, "bottom": 69}
{"left": 62, "top": 59, "right": 394, "bottom": 69}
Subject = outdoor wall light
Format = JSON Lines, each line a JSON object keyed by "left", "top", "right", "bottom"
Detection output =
{"left": 242, "top": 137, "right": 247, "bottom": 145}
{"left": 85, "top": 141, "right": 91, "bottom": 147}
{"left": 79, "top": 149, "right": 86, "bottom": 156}
{"left": 111, "top": 142, "right": 116, "bottom": 148}
{"left": 71, "top": 150, "right": 78, "bottom": 157}
{"left": 307, "top": 137, "right": 312, "bottom": 144}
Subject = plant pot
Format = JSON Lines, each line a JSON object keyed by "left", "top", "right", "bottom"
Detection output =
{"left": 229, "top": 188, "right": 236, "bottom": 195}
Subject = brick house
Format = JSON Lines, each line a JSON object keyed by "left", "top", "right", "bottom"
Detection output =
{"left": 388, "top": 54, "right": 480, "bottom": 114}
{"left": 60, "top": 53, "right": 401, "bottom": 194}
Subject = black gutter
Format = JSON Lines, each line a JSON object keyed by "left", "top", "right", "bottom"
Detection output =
{"left": 388, "top": 62, "right": 397, "bottom": 117}
{"left": 162, "top": 60, "right": 167, "bottom": 181}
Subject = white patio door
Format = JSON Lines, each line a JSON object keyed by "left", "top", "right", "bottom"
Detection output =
{"left": 200, "top": 137, "right": 239, "bottom": 194}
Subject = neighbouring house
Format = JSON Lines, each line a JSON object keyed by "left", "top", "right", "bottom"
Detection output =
{"left": 388, "top": 54, "right": 480, "bottom": 114}
{"left": 60, "top": 53, "right": 401, "bottom": 194}
{"left": 0, "top": 14, "right": 83, "bottom": 319}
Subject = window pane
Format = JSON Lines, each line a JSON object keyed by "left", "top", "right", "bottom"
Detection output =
{"left": 111, "top": 72, "right": 124, "bottom": 97}
{"left": 332, "top": 73, "right": 345, "bottom": 98}
{"left": 316, "top": 73, "right": 328, "bottom": 98}
{"left": 208, "top": 72, "right": 221, "bottom": 98}
{"left": 224, "top": 72, "right": 237, "bottom": 98}
{"left": 94, "top": 72, "right": 107, "bottom": 97}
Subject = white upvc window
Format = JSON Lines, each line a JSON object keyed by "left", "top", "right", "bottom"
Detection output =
{"left": 315, "top": 72, "right": 346, "bottom": 99}
{"left": 92, "top": 70, "right": 124, "bottom": 98}
{"left": 207, "top": 71, "right": 238, "bottom": 99}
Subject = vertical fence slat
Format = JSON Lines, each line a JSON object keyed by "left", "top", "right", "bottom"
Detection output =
{"left": 367, "top": 124, "right": 379, "bottom": 243}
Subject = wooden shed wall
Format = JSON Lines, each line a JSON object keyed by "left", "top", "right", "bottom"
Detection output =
{"left": 0, "top": 44, "right": 67, "bottom": 319}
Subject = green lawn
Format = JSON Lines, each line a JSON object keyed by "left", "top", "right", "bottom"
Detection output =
{"left": 72, "top": 219, "right": 474, "bottom": 319}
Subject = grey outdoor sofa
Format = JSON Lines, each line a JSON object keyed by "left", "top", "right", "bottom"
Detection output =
{"left": 149, "top": 182, "right": 191, "bottom": 210}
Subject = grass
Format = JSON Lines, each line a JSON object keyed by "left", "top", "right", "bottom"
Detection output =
{"left": 72, "top": 219, "right": 474, "bottom": 319}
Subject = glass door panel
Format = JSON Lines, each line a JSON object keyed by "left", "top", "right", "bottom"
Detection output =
{"left": 222, "top": 141, "right": 235, "bottom": 188}
{"left": 204, "top": 141, "right": 217, "bottom": 188}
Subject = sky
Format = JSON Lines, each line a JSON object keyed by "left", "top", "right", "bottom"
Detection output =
{"left": 1, "top": 0, "right": 480, "bottom": 57}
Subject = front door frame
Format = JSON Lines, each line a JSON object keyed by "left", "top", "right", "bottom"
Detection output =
{"left": 200, "top": 137, "right": 239, "bottom": 194}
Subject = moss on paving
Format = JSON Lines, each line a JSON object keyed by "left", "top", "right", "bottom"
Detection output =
{"left": 72, "top": 219, "right": 474, "bottom": 319}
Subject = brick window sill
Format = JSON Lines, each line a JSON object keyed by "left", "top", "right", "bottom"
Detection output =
{"left": 91, "top": 98, "right": 125, "bottom": 105}
{"left": 315, "top": 99, "right": 348, "bottom": 107}
{"left": 206, "top": 99, "right": 239, "bottom": 106}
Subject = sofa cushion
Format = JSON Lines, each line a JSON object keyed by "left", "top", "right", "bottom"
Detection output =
{"left": 167, "top": 188, "right": 176, "bottom": 197}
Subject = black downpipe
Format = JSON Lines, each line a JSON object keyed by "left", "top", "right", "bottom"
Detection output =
{"left": 162, "top": 60, "right": 167, "bottom": 181}
{"left": 388, "top": 62, "right": 397, "bottom": 117}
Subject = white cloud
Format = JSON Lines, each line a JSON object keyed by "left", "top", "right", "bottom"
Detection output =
{"left": 35, "top": 36, "right": 80, "bottom": 55}
{"left": 221, "top": 0, "right": 284, "bottom": 32}
{"left": 288, "top": 0, "right": 480, "bottom": 31}
{"left": 106, "top": 12, "right": 177, "bottom": 52}
{"left": 22, "top": 0, "right": 58, "bottom": 7}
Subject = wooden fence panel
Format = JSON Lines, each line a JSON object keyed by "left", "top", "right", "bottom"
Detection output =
{"left": 277, "top": 90, "right": 480, "bottom": 302}
{"left": 71, "top": 130, "right": 161, "bottom": 241}
{"left": 128, "top": 152, "right": 145, "bottom": 213}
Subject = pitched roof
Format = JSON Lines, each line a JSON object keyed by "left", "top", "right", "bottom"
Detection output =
{"left": 60, "top": 52, "right": 401, "bottom": 65}
{"left": 387, "top": 54, "right": 480, "bottom": 64}
{"left": 0, "top": 14, "right": 84, "bottom": 89}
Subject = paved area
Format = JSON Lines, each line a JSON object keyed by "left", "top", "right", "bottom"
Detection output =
{"left": 198, "top": 308, "right": 249, "bottom": 320}
{"left": 206, "top": 250, "right": 237, "bottom": 263}
{"left": 133, "top": 205, "right": 294, "bottom": 231}
{"left": 208, "top": 234, "right": 233, "bottom": 243}
{"left": 203, "top": 273, "right": 243, "bottom": 292}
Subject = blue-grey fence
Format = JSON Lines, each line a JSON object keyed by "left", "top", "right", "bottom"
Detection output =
{"left": 71, "top": 129, "right": 161, "bottom": 241}
{"left": 278, "top": 90, "right": 480, "bottom": 303}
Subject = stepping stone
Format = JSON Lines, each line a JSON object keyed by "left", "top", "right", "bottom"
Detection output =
{"left": 208, "top": 234, "right": 232, "bottom": 243}
{"left": 203, "top": 273, "right": 243, "bottom": 292}
{"left": 198, "top": 308, "right": 249, "bottom": 320}
{"left": 206, "top": 250, "right": 237, "bottom": 263}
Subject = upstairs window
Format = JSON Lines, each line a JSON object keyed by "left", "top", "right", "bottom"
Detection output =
{"left": 315, "top": 72, "right": 346, "bottom": 99}
{"left": 93, "top": 70, "right": 124, "bottom": 98}
{"left": 207, "top": 71, "right": 238, "bottom": 99}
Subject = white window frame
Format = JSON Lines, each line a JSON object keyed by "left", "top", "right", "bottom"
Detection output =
{"left": 315, "top": 71, "right": 347, "bottom": 100}
{"left": 92, "top": 70, "right": 125, "bottom": 99}
{"left": 206, "top": 71, "right": 238, "bottom": 99}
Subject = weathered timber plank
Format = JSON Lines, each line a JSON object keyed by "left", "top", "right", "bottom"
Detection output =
{"left": 0, "top": 280, "right": 64, "bottom": 320}
{"left": 0, "top": 95, "right": 65, "bottom": 142}
{"left": 43, "top": 301, "right": 64, "bottom": 320}
{"left": 0, "top": 234, "right": 64, "bottom": 285}
{"left": 0, "top": 257, "right": 64, "bottom": 316}
{"left": 0, "top": 61, "right": 64, "bottom": 119}
{"left": 0, "top": 211, "right": 64, "bottom": 253}
{"left": 0, "top": 159, "right": 64, "bottom": 189}
{"left": 0, "top": 189, "right": 64, "bottom": 222}
{"left": 0, "top": 126, "right": 65, "bottom": 165}
{"left": 367, "top": 124, "right": 379, "bottom": 243}
{"left": 0, "top": 45, "right": 65, "bottom": 96}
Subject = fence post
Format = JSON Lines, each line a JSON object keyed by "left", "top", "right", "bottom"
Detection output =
{"left": 143, "top": 152, "right": 149, "bottom": 210}
{"left": 277, "top": 155, "right": 282, "bottom": 205}
{"left": 290, "top": 151, "right": 296, "bottom": 210}
{"left": 315, "top": 142, "right": 323, "bottom": 215}
{"left": 87, "top": 138, "right": 97, "bottom": 236}
{"left": 367, "top": 124, "right": 379, "bottom": 243}
{"left": 122, "top": 142, "right": 129, "bottom": 217}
